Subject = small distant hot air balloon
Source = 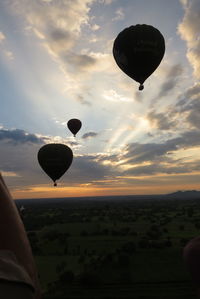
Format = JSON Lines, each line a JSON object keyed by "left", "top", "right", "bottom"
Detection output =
{"left": 38, "top": 143, "right": 73, "bottom": 186}
{"left": 67, "top": 119, "right": 82, "bottom": 137}
{"left": 113, "top": 24, "right": 165, "bottom": 90}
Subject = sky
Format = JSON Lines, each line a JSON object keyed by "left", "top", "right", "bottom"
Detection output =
{"left": 0, "top": 0, "right": 200, "bottom": 199}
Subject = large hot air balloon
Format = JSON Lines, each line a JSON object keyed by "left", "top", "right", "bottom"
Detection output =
{"left": 38, "top": 143, "right": 73, "bottom": 186}
{"left": 67, "top": 119, "right": 82, "bottom": 137}
{"left": 113, "top": 24, "right": 165, "bottom": 90}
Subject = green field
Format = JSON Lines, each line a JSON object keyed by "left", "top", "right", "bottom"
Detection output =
{"left": 20, "top": 196, "right": 200, "bottom": 298}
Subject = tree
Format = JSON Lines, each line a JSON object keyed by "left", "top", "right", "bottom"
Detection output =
{"left": 59, "top": 270, "right": 74, "bottom": 284}
{"left": 78, "top": 271, "right": 102, "bottom": 286}
{"left": 121, "top": 242, "right": 136, "bottom": 254}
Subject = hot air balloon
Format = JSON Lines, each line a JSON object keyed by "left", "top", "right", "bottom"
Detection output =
{"left": 113, "top": 24, "right": 165, "bottom": 90}
{"left": 38, "top": 143, "right": 73, "bottom": 186}
{"left": 67, "top": 119, "right": 82, "bottom": 137}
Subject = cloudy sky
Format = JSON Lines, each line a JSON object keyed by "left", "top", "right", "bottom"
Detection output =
{"left": 0, "top": 0, "right": 200, "bottom": 199}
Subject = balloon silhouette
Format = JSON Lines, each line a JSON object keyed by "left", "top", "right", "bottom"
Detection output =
{"left": 38, "top": 143, "right": 73, "bottom": 186}
{"left": 113, "top": 24, "right": 165, "bottom": 90}
{"left": 67, "top": 119, "right": 82, "bottom": 137}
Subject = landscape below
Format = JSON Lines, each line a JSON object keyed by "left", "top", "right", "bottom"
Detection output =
{"left": 16, "top": 193, "right": 200, "bottom": 298}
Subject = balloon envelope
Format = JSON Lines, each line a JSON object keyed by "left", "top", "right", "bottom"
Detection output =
{"left": 38, "top": 143, "right": 73, "bottom": 185}
{"left": 67, "top": 119, "right": 82, "bottom": 136}
{"left": 113, "top": 24, "right": 165, "bottom": 90}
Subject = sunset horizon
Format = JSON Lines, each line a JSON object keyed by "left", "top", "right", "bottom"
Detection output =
{"left": 0, "top": 0, "right": 200, "bottom": 200}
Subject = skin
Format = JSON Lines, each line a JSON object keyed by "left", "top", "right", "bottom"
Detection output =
{"left": 0, "top": 173, "right": 41, "bottom": 298}
{"left": 183, "top": 236, "right": 200, "bottom": 297}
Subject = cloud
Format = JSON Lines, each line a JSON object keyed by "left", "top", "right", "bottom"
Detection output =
{"left": 10, "top": 0, "right": 94, "bottom": 34}
{"left": 4, "top": 50, "right": 14, "bottom": 60}
{"left": 70, "top": 129, "right": 200, "bottom": 181}
{"left": 122, "top": 130, "right": 200, "bottom": 165}
{"left": 112, "top": 8, "right": 124, "bottom": 21}
{"left": 76, "top": 94, "right": 91, "bottom": 106}
{"left": 7, "top": 1, "right": 96, "bottom": 68}
{"left": 186, "top": 100, "right": 200, "bottom": 129}
{"left": 67, "top": 154, "right": 115, "bottom": 184}
{"left": 185, "top": 83, "right": 200, "bottom": 99}
{"left": 0, "top": 128, "right": 45, "bottom": 145}
{"left": 103, "top": 89, "right": 132, "bottom": 102}
{"left": 157, "top": 64, "right": 184, "bottom": 98}
{"left": 6, "top": 0, "right": 119, "bottom": 104}
{"left": 0, "top": 144, "right": 117, "bottom": 190}
{"left": 0, "top": 32, "right": 14, "bottom": 60}
{"left": 0, "top": 127, "right": 116, "bottom": 189}
{"left": 147, "top": 110, "right": 177, "bottom": 131}
{"left": 91, "top": 24, "right": 100, "bottom": 31}
{"left": 63, "top": 53, "right": 97, "bottom": 72}
{"left": 178, "top": 0, "right": 200, "bottom": 79}
{"left": 6, "top": 0, "right": 121, "bottom": 107}
{"left": 123, "top": 142, "right": 176, "bottom": 164}
{"left": 124, "top": 163, "right": 190, "bottom": 176}
{"left": 47, "top": 28, "right": 75, "bottom": 53}
{"left": 7, "top": 0, "right": 110, "bottom": 76}
{"left": 68, "top": 141, "right": 80, "bottom": 147}
{"left": 3, "top": 127, "right": 200, "bottom": 192}
{"left": 82, "top": 132, "right": 98, "bottom": 139}
{"left": 175, "top": 84, "right": 200, "bottom": 110}
{"left": 176, "top": 83, "right": 200, "bottom": 128}
{"left": 0, "top": 32, "right": 5, "bottom": 43}
{"left": 99, "top": 0, "right": 115, "bottom": 4}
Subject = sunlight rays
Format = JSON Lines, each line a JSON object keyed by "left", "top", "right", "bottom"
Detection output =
{"left": 105, "top": 115, "right": 151, "bottom": 153}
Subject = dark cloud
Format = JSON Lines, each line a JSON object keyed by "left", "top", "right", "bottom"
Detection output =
{"left": 97, "top": 153, "right": 119, "bottom": 163}
{"left": 176, "top": 83, "right": 200, "bottom": 108}
{"left": 0, "top": 128, "right": 44, "bottom": 145}
{"left": 159, "top": 80, "right": 177, "bottom": 96}
{"left": 0, "top": 141, "right": 41, "bottom": 179}
{"left": 0, "top": 136, "right": 117, "bottom": 189}
{"left": 123, "top": 157, "right": 200, "bottom": 177}
{"left": 157, "top": 64, "right": 183, "bottom": 98}
{"left": 67, "top": 141, "right": 79, "bottom": 147}
{"left": 187, "top": 100, "right": 200, "bottom": 129}
{"left": 82, "top": 132, "right": 98, "bottom": 139}
{"left": 66, "top": 154, "right": 115, "bottom": 184}
{"left": 122, "top": 130, "right": 200, "bottom": 164}
{"left": 63, "top": 53, "right": 97, "bottom": 72}
{"left": 76, "top": 94, "right": 91, "bottom": 106}
{"left": 47, "top": 28, "right": 75, "bottom": 53}
{"left": 168, "top": 64, "right": 183, "bottom": 77}
{"left": 50, "top": 29, "right": 72, "bottom": 42}
{"left": 176, "top": 83, "right": 200, "bottom": 128}
{"left": 0, "top": 127, "right": 113, "bottom": 189}
{"left": 185, "top": 83, "right": 200, "bottom": 99}
{"left": 147, "top": 110, "right": 176, "bottom": 130}
{"left": 123, "top": 142, "right": 176, "bottom": 164}
{"left": 3, "top": 127, "right": 200, "bottom": 191}
{"left": 124, "top": 163, "right": 191, "bottom": 176}
{"left": 178, "top": 130, "right": 200, "bottom": 148}
{"left": 72, "top": 54, "right": 96, "bottom": 69}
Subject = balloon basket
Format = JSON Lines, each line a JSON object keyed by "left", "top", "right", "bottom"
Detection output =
{"left": 139, "top": 84, "right": 144, "bottom": 91}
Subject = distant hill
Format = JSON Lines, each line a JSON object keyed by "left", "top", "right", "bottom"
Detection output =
{"left": 15, "top": 191, "right": 200, "bottom": 207}
{"left": 167, "top": 190, "right": 200, "bottom": 198}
